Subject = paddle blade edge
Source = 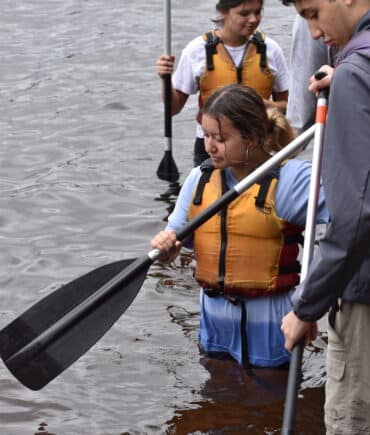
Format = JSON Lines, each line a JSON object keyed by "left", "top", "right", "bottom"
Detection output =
{"left": 157, "top": 150, "right": 179, "bottom": 182}
{"left": 0, "top": 256, "right": 152, "bottom": 390}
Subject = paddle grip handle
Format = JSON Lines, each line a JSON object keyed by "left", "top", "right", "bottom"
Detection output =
{"left": 314, "top": 70, "right": 329, "bottom": 100}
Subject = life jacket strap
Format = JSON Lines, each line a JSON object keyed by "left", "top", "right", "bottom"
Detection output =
{"left": 254, "top": 167, "right": 280, "bottom": 213}
{"left": 238, "top": 301, "right": 250, "bottom": 370}
{"left": 251, "top": 31, "right": 267, "bottom": 70}
{"left": 205, "top": 31, "right": 220, "bottom": 71}
{"left": 193, "top": 160, "right": 279, "bottom": 212}
{"left": 192, "top": 158, "right": 214, "bottom": 205}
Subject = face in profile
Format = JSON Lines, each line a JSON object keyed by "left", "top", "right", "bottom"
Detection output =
{"left": 202, "top": 114, "right": 250, "bottom": 168}
{"left": 295, "top": 0, "right": 352, "bottom": 48}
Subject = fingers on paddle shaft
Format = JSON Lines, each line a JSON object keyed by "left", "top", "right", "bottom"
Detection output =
{"left": 0, "top": 257, "right": 151, "bottom": 390}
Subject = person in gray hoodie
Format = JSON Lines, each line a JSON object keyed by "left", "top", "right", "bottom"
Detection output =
{"left": 279, "top": 0, "right": 370, "bottom": 433}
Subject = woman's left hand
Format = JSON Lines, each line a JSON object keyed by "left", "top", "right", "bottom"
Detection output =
{"left": 151, "top": 230, "right": 182, "bottom": 263}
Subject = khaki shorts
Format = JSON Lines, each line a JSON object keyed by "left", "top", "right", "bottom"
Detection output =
{"left": 325, "top": 301, "right": 370, "bottom": 435}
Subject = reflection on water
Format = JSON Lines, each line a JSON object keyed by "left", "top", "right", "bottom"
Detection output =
{"left": 0, "top": 0, "right": 326, "bottom": 433}
{"left": 165, "top": 354, "right": 325, "bottom": 435}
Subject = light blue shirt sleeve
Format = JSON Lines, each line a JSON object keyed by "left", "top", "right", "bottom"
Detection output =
{"left": 165, "top": 167, "right": 202, "bottom": 232}
{"left": 276, "top": 159, "right": 329, "bottom": 226}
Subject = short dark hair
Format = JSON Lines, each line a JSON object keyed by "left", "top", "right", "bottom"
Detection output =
{"left": 216, "top": 0, "right": 263, "bottom": 13}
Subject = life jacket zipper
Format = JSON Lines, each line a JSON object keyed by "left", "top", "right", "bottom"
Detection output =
{"left": 221, "top": 39, "right": 249, "bottom": 84}
{"left": 217, "top": 170, "right": 228, "bottom": 289}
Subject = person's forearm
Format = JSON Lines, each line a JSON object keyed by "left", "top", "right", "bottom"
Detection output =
{"left": 160, "top": 82, "right": 188, "bottom": 115}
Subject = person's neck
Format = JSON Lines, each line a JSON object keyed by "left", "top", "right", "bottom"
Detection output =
{"left": 352, "top": 7, "right": 370, "bottom": 35}
{"left": 340, "top": 6, "right": 370, "bottom": 47}
{"left": 229, "top": 163, "right": 255, "bottom": 181}
{"left": 217, "top": 28, "right": 249, "bottom": 47}
{"left": 229, "top": 148, "right": 272, "bottom": 181}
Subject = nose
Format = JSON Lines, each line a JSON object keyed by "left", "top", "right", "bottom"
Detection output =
{"left": 204, "top": 136, "right": 217, "bottom": 154}
{"left": 247, "top": 12, "right": 259, "bottom": 23}
{"left": 307, "top": 21, "right": 323, "bottom": 40}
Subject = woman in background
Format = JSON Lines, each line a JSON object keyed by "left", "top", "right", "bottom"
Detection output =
{"left": 156, "top": 0, "right": 289, "bottom": 166}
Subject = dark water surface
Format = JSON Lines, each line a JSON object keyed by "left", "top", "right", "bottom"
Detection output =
{"left": 0, "top": 1, "right": 326, "bottom": 434}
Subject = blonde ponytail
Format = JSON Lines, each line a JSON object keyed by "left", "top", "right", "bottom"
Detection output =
{"left": 265, "top": 108, "right": 296, "bottom": 154}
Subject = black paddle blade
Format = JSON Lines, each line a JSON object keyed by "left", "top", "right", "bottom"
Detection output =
{"left": 0, "top": 256, "right": 152, "bottom": 390}
{"left": 157, "top": 150, "right": 179, "bottom": 182}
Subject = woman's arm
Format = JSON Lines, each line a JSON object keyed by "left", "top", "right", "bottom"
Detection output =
{"left": 275, "top": 159, "right": 329, "bottom": 226}
{"left": 156, "top": 54, "right": 189, "bottom": 115}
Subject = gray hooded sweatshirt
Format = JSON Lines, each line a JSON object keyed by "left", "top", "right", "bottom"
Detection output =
{"left": 292, "top": 11, "right": 370, "bottom": 321}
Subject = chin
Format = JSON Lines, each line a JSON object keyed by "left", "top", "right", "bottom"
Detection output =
{"left": 211, "top": 160, "right": 224, "bottom": 169}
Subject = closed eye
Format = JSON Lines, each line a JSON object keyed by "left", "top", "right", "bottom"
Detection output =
{"left": 299, "top": 8, "right": 318, "bottom": 20}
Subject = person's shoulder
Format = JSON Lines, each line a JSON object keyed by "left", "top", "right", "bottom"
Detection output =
{"left": 338, "top": 51, "right": 370, "bottom": 75}
{"left": 184, "top": 166, "right": 202, "bottom": 186}
{"left": 181, "top": 34, "right": 207, "bottom": 62}
{"left": 263, "top": 35, "right": 286, "bottom": 63}
{"left": 333, "top": 52, "right": 370, "bottom": 95}
{"left": 263, "top": 35, "right": 284, "bottom": 52}
{"left": 184, "top": 34, "right": 206, "bottom": 52}
{"left": 280, "top": 159, "right": 311, "bottom": 181}
{"left": 282, "top": 158, "right": 311, "bottom": 171}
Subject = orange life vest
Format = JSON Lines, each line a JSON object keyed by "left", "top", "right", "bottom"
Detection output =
{"left": 198, "top": 30, "right": 274, "bottom": 109}
{"left": 188, "top": 164, "right": 302, "bottom": 298}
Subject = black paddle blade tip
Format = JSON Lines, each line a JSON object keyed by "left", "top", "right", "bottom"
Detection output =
{"left": 157, "top": 151, "right": 179, "bottom": 182}
{"left": 0, "top": 257, "right": 150, "bottom": 390}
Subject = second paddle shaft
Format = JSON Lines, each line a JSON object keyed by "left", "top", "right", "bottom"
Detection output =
{"left": 281, "top": 85, "right": 329, "bottom": 435}
{"left": 164, "top": 0, "right": 172, "bottom": 142}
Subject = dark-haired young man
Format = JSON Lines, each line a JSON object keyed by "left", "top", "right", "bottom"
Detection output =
{"left": 280, "top": 0, "right": 370, "bottom": 433}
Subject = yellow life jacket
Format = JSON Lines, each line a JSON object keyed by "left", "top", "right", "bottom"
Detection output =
{"left": 188, "top": 163, "right": 302, "bottom": 298}
{"left": 198, "top": 30, "right": 275, "bottom": 109}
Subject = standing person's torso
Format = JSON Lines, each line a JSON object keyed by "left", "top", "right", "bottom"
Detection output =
{"left": 322, "top": 15, "right": 370, "bottom": 304}
{"left": 172, "top": 31, "right": 289, "bottom": 138}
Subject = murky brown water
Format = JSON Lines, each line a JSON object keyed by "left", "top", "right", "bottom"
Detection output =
{"left": 0, "top": 1, "right": 326, "bottom": 434}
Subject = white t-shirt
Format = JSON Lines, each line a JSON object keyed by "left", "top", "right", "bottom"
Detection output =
{"left": 173, "top": 32, "right": 290, "bottom": 138}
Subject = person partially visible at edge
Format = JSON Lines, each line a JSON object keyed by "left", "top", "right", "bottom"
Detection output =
{"left": 151, "top": 84, "right": 328, "bottom": 370}
{"left": 279, "top": 0, "right": 370, "bottom": 433}
{"left": 156, "top": 0, "right": 290, "bottom": 167}
{"left": 286, "top": 15, "right": 339, "bottom": 135}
